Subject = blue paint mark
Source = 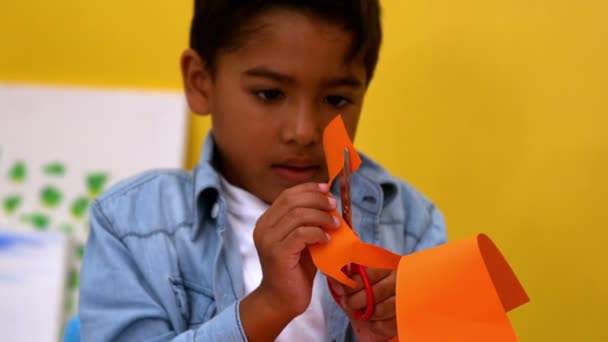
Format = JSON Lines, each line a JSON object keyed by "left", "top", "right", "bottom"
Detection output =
{"left": 0, "top": 232, "right": 41, "bottom": 250}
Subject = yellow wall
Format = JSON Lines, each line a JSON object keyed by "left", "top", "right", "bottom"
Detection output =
{"left": 2, "top": 1, "right": 606, "bottom": 340}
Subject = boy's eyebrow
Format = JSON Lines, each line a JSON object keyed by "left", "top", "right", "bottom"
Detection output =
{"left": 322, "top": 75, "right": 362, "bottom": 89}
{"left": 244, "top": 66, "right": 363, "bottom": 89}
{"left": 244, "top": 67, "right": 295, "bottom": 84}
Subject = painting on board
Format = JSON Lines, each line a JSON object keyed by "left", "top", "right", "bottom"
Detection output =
{"left": 0, "top": 83, "right": 187, "bottom": 341}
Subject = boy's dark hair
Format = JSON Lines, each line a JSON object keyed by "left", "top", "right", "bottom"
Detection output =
{"left": 189, "top": 0, "right": 382, "bottom": 83}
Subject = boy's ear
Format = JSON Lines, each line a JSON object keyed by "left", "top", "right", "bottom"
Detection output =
{"left": 181, "top": 49, "right": 212, "bottom": 116}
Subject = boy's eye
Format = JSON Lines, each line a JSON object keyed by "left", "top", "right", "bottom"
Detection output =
{"left": 325, "top": 95, "right": 352, "bottom": 108}
{"left": 254, "top": 89, "right": 284, "bottom": 101}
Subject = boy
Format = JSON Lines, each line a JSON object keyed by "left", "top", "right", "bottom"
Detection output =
{"left": 79, "top": 1, "right": 447, "bottom": 341}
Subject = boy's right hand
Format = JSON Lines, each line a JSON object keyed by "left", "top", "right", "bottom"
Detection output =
{"left": 240, "top": 182, "right": 340, "bottom": 341}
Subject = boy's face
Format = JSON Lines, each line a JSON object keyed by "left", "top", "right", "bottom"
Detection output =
{"left": 183, "top": 9, "right": 368, "bottom": 203}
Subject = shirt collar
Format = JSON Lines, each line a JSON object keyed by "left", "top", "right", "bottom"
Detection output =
{"left": 191, "top": 132, "right": 222, "bottom": 240}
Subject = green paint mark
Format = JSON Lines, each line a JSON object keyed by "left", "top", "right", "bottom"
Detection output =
{"left": 86, "top": 173, "right": 109, "bottom": 197}
{"left": 43, "top": 162, "right": 66, "bottom": 176}
{"left": 9, "top": 161, "right": 26, "bottom": 183}
{"left": 40, "top": 185, "right": 63, "bottom": 208}
{"left": 22, "top": 213, "right": 50, "bottom": 230}
{"left": 76, "top": 244, "right": 85, "bottom": 259}
{"left": 60, "top": 223, "right": 75, "bottom": 235}
{"left": 3, "top": 194, "right": 22, "bottom": 214}
{"left": 70, "top": 196, "right": 89, "bottom": 219}
{"left": 68, "top": 270, "right": 79, "bottom": 289}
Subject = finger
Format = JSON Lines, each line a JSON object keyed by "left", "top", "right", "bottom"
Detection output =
{"left": 342, "top": 273, "right": 364, "bottom": 295}
{"left": 328, "top": 278, "right": 346, "bottom": 296}
{"left": 368, "top": 296, "right": 396, "bottom": 321}
{"left": 260, "top": 207, "right": 339, "bottom": 245}
{"left": 300, "top": 249, "right": 318, "bottom": 282}
{"left": 258, "top": 182, "right": 326, "bottom": 226}
{"left": 344, "top": 271, "right": 396, "bottom": 311}
{"left": 342, "top": 269, "right": 392, "bottom": 296}
{"left": 281, "top": 226, "right": 331, "bottom": 254}
{"left": 285, "top": 181, "right": 329, "bottom": 195}
{"left": 361, "top": 268, "right": 393, "bottom": 284}
{"left": 255, "top": 192, "right": 337, "bottom": 244}
{"left": 368, "top": 318, "right": 398, "bottom": 339}
{"left": 261, "top": 184, "right": 336, "bottom": 228}
{"left": 274, "top": 207, "right": 340, "bottom": 241}
{"left": 340, "top": 296, "right": 356, "bottom": 319}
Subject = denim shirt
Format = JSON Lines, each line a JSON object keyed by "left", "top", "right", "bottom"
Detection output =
{"left": 79, "top": 133, "right": 447, "bottom": 342}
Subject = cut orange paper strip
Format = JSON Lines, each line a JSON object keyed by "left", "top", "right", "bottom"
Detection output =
{"left": 310, "top": 115, "right": 397, "bottom": 288}
{"left": 309, "top": 212, "right": 401, "bottom": 288}
{"left": 310, "top": 115, "right": 529, "bottom": 341}
{"left": 322, "top": 115, "right": 361, "bottom": 186}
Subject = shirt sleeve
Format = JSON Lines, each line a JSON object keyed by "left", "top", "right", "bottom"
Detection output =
{"left": 79, "top": 202, "right": 248, "bottom": 342}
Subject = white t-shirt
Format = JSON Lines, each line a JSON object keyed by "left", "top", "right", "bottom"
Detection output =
{"left": 220, "top": 176, "right": 327, "bottom": 341}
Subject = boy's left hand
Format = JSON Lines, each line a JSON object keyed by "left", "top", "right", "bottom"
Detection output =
{"left": 330, "top": 268, "right": 398, "bottom": 342}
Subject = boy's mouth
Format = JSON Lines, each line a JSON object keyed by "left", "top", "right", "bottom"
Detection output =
{"left": 271, "top": 163, "right": 320, "bottom": 183}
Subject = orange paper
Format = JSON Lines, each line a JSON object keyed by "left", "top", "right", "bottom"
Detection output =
{"left": 394, "top": 234, "right": 529, "bottom": 341}
{"left": 310, "top": 116, "right": 398, "bottom": 288}
{"left": 309, "top": 115, "right": 530, "bottom": 341}
{"left": 309, "top": 212, "right": 401, "bottom": 288}
{"left": 322, "top": 116, "right": 361, "bottom": 185}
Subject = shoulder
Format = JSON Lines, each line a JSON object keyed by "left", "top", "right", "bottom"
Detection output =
{"left": 356, "top": 152, "right": 447, "bottom": 251}
{"left": 91, "top": 169, "right": 195, "bottom": 239}
{"left": 357, "top": 153, "right": 436, "bottom": 216}
{"left": 357, "top": 152, "right": 443, "bottom": 230}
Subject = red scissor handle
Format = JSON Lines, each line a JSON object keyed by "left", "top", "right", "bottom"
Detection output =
{"left": 328, "top": 263, "right": 375, "bottom": 321}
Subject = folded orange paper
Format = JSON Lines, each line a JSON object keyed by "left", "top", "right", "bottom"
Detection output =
{"left": 394, "top": 234, "right": 529, "bottom": 341}
{"left": 309, "top": 115, "right": 530, "bottom": 341}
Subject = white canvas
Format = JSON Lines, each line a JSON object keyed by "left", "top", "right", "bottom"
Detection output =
{"left": 0, "top": 228, "right": 68, "bottom": 342}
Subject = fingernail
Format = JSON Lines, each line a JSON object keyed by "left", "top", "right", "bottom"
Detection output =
{"left": 325, "top": 232, "right": 332, "bottom": 241}
{"left": 332, "top": 216, "right": 341, "bottom": 227}
{"left": 328, "top": 197, "right": 337, "bottom": 209}
{"left": 318, "top": 183, "right": 329, "bottom": 192}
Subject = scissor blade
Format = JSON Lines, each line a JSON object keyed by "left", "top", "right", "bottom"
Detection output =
{"left": 340, "top": 147, "right": 353, "bottom": 227}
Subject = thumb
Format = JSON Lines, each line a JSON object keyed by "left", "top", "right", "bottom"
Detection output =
{"left": 301, "top": 249, "right": 318, "bottom": 279}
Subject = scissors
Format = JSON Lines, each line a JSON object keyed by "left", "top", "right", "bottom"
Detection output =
{"left": 327, "top": 148, "right": 375, "bottom": 321}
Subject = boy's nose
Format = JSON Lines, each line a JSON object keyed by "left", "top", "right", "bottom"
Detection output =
{"left": 280, "top": 104, "right": 321, "bottom": 147}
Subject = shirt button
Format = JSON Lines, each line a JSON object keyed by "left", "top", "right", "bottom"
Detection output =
{"left": 210, "top": 202, "right": 219, "bottom": 219}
